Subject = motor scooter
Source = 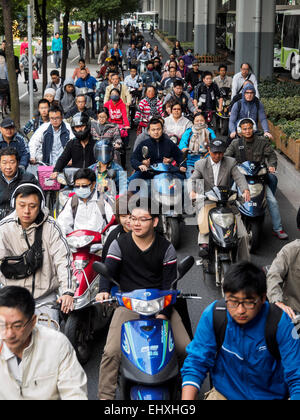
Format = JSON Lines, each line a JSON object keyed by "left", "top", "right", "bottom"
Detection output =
{"left": 198, "top": 186, "right": 238, "bottom": 288}
{"left": 236, "top": 161, "right": 268, "bottom": 253}
{"left": 64, "top": 225, "right": 116, "bottom": 365}
{"left": 216, "top": 87, "right": 231, "bottom": 136}
{"left": 92, "top": 256, "right": 199, "bottom": 400}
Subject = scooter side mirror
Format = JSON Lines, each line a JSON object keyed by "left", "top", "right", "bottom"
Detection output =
{"left": 93, "top": 262, "right": 120, "bottom": 288}
{"left": 142, "top": 146, "right": 149, "bottom": 159}
{"left": 171, "top": 256, "right": 195, "bottom": 289}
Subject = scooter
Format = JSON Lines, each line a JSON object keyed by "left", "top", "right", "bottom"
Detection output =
{"left": 199, "top": 186, "right": 238, "bottom": 288}
{"left": 92, "top": 256, "right": 198, "bottom": 400}
{"left": 236, "top": 161, "right": 268, "bottom": 253}
{"left": 129, "top": 87, "right": 141, "bottom": 127}
{"left": 64, "top": 226, "right": 115, "bottom": 365}
{"left": 141, "top": 146, "right": 184, "bottom": 249}
{"left": 56, "top": 167, "right": 81, "bottom": 216}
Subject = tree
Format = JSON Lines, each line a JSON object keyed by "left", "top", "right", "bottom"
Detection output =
{"left": 1, "top": 0, "right": 20, "bottom": 128}
{"left": 34, "top": 0, "right": 48, "bottom": 93}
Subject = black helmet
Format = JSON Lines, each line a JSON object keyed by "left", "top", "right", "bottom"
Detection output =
{"left": 297, "top": 207, "right": 300, "bottom": 230}
{"left": 71, "top": 112, "right": 91, "bottom": 140}
{"left": 94, "top": 139, "right": 114, "bottom": 164}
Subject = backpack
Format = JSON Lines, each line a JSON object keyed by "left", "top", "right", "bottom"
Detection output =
{"left": 213, "top": 299, "right": 283, "bottom": 361}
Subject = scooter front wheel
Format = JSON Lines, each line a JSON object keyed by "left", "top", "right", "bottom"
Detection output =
{"left": 165, "top": 218, "right": 180, "bottom": 249}
{"left": 248, "top": 219, "right": 263, "bottom": 254}
{"left": 64, "top": 312, "right": 91, "bottom": 365}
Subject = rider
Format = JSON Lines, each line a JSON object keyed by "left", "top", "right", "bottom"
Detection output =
{"left": 134, "top": 86, "right": 164, "bottom": 124}
{"left": 141, "top": 60, "right": 161, "bottom": 87}
{"left": 213, "top": 64, "right": 233, "bottom": 90}
{"left": 54, "top": 78, "right": 79, "bottom": 115}
{"left": 0, "top": 183, "right": 75, "bottom": 321}
{"left": 0, "top": 118, "right": 30, "bottom": 169}
{"left": 164, "top": 102, "right": 193, "bottom": 142}
{"left": 0, "top": 147, "right": 38, "bottom": 220}
{"left": 51, "top": 112, "right": 97, "bottom": 177}
{"left": 104, "top": 73, "right": 132, "bottom": 113}
{"left": 29, "top": 105, "right": 74, "bottom": 166}
{"left": 164, "top": 79, "right": 197, "bottom": 117}
{"left": 95, "top": 199, "right": 191, "bottom": 400}
{"left": 189, "top": 138, "right": 250, "bottom": 260}
{"left": 229, "top": 83, "right": 272, "bottom": 140}
{"left": 0, "top": 286, "right": 88, "bottom": 400}
{"left": 64, "top": 94, "right": 97, "bottom": 120}
{"left": 181, "top": 261, "right": 300, "bottom": 400}
{"left": 225, "top": 118, "right": 288, "bottom": 240}
{"left": 57, "top": 168, "right": 114, "bottom": 237}
{"left": 22, "top": 99, "right": 50, "bottom": 137}
{"left": 179, "top": 112, "right": 216, "bottom": 179}
{"left": 89, "top": 139, "right": 127, "bottom": 196}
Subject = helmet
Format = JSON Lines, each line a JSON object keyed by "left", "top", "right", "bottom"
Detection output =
{"left": 71, "top": 112, "right": 91, "bottom": 140}
{"left": 297, "top": 207, "right": 300, "bottom": 230}
{"left": 94, "top": 139, "right": 114, "bottom": 164}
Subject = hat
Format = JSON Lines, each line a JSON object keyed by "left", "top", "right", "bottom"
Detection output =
{"left": 209, "top": 138, "right": 227, "bottom": 153}
{"left": 0, "top": 118, "right": 15, "bottom": 128}
{"left": 44, "top": 88, "right": 56, "bottom": 97}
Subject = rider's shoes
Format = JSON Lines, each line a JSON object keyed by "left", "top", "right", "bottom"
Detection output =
{"left": 199, "top": 244, "right": 209, "bottom": 257}
{"left": 273, "top": 230, "right": 289, "bottom": 240}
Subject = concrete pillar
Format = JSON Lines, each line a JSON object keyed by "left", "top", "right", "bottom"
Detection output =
{"left": 162, "top": 0, "right": 169, "bottom": 33}
{"left": 169, "top": 0, "right": 177, "bottom": 36}
{"left": 235, "top": 0, "right": 275, "bottom": 80}
{"left": 186, "top": 0, "right": 194, "bottom": 42}
{"left": 194, "top": 0, "right": 217, "bottom": 54}
{"left": 158, "top": 0, "right": 163, "bottom": 29}
{"left": 176, "top": 0, "right": 188, "bottom": 42}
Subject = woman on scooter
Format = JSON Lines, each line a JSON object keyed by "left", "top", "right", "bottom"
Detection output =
{"left": 164, "top": 102, "right": 193, "bottom": 143}
{"left": 134, "top": 86, "right": 164, "bottom": 135}
{"left": 179, "top": 113, "right": 216, "bottom": 178}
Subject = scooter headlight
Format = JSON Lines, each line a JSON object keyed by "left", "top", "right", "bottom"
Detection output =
{"left": 258, "top": 168, "right": 268, "bottom": 176}
{"left": 122, "top": 295, "right": 173, "bottom": 316}
{"left": 67, "top": 235, "right": 94, "bottom": 249}
{"left": 211, "top": 213, "right": 235, "bottom": 229}
{"left": 249, "top": 184, "right": 263, "bottom": 198}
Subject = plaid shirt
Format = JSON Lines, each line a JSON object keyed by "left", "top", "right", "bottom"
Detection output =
{"left": 23, "top": 116, "right": 45, "bottom": 136}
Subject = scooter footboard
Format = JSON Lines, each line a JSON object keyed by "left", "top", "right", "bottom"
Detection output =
{"left": 130, "top": 385, "right": 170, "bottom": 401}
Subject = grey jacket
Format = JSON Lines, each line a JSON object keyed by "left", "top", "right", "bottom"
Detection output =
{"left": 225, "top": 135, "right": 277, "bottom": 168}
{"left": 191, "top": 156, "right": 248, "bottom": 195}
{"left": 267, "top": 240, "right": 300, "bottom": 313}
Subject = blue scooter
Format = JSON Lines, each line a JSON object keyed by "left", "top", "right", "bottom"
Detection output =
{"left": 93, "top": 256, "right": 197, "bottom": 400}
{"left": 236, "top": 161, "right": 268, "bottom": 253}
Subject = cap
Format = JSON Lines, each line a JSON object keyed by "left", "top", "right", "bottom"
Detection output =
{"left": 0, "top": 118, "right": 15, "bottom": 128}
{"left": 209, "top": 138, "right": 227, "bottom": 153}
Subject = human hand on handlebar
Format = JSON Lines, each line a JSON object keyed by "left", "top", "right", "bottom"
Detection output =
{"left": 50, "top": 172, "right": 58, "bottom": 179}
{"left": 96, "top": 292, "right": 110, "bottom": 303}
{"left": 57, "top": 295, "right": 74, "bottom": 314}
{"left": 268, "top": 167, "right": 276, "bottom": 174}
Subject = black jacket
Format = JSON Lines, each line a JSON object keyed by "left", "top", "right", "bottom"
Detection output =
{"left": 0, "top": 169, "right": 39, "bottom": 220}
{"left": 54, "top": 136, "right": 97, "bottom": 173}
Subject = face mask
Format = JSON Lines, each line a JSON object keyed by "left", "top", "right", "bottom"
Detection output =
{"left": 76, "top": 187, "right": 92, "bottom": 200}
{"left": 187, "top": 52, "right": 192, "bottom": 56}
{"left": 111, "top": 95, "right": 120, "bottom": 102}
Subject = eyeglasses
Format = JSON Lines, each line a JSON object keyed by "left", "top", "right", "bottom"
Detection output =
{"left": 50, "top": 117, "right": 62, "bottom": 121}
{"left": 131, "top": 217, "right": 153, "bottom": 224}
{"left": 0, "top": 317, "right": 33, "bottom": 333}
{"left": 225, "top": 298, "right": 260, "bottom": 310}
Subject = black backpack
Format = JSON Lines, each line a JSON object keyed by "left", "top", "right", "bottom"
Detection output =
{"left": 213, "top": 299, "right": 283, "bottom": 361}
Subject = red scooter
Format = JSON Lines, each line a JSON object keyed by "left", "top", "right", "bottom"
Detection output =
{"left": 64, "top": 221, "right": 116, "bottom": 364}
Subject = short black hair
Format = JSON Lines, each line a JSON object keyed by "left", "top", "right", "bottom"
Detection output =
{"left": 239, "top": 118, "right": 254, "bottom": 127}
{"left": 38, "top": 98, "right": 50, "bottom": 108}
{"left": 74, "top": 168, "right": 96, "bottom": 183}
{"left": 128, "top": 197, "right": 159, "bottom": 219}
{"left": 97, "top": 107, "right": 109, "bottom": 117}
{"left": 171, "top": 101, "right": 182, "bottom": 111}
{"left": 223, "top": 261, "right": 267, "bottom": 297}
{"left": 148, "top": 118, "right": 164, "bottom": 129}
{"left": 79, "top": 58, "right": 86, "bottom": 64}
{"left": 49, "top": 105, "right": 63, "bottom": 116}
{"left": 14, "top": 184, "right": 44, "bottom": 205}
{"left": 173, "top": 79, "right": 184, "bottom": 88}
{"left": 50, "top": 70, "right": 59, "bottom": 77}
{"left": 202, "top": 71, "right": 213, "bottom": 79}
{"left": 0, "top": 147, "right": 20, "bottom": 161}
{"left": 0, "top": 286, "right": 35, "bottom": 320}
{"left": 130, "top": 65, "right": 138, "bottom": 71}
{"left": 218, "top": 64, "right": 227, "bottom": 71}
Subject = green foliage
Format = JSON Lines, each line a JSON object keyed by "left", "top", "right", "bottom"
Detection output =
{"left": 261, "top": 97, "right": 300, "bottom": 123}
{"left": 259, "top": 79, "right": 300, "bottom": 99}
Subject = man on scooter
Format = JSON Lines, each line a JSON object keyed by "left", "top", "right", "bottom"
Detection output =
{"left": 95, "top": 199, "right": 191, "bottom": 400}
{"left": 225, "top": 118, "right": 288, "bottom": 240}
{"left": 189, "top": 138, "right": 251, "bottom": 260}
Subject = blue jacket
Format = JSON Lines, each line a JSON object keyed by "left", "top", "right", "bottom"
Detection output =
{"left": 0, "top": 133, "right": 30, "bottom": 168}
{"left": 181, "top": 301, "right": 300, "bottom": 400}
{"left": 229, "top": 83, "right": 269, "bottom": 134}
{"left": 75, "top": 74, "right": 97, "bottom": 91}
{"left": 51, "top": 37, "right": 63, "bottom": 52}
{"left": 42, "top": 122, "right": 71, "bottom": 165}
{"left": 179, "top": 127, "right": 216, "bottom": 167}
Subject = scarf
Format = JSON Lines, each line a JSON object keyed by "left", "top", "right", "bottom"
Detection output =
{"left": 189, "top": 124, "right": 210, "bottom": 153}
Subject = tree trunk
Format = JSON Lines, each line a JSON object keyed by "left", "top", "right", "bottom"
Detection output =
{"left": 34, "top": 0, "right": 48, "bottom": 93}
{"left": 84, "top": 21, "right": 90, "bottom": 64}
{"left": 90, "top": 20, "right": 95, "bottom": 59}
{"left": 96, "top": 19, "right": 100, "bottom": 55}
{"left": 1, "top": 0, "right": 20, "bottom": 128}
{"left": 61, "top": 7, "right": 70, "bottom": 81}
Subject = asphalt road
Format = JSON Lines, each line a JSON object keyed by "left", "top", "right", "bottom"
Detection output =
{"left": 17, "top": 32, "right": 300, "bottom": 401}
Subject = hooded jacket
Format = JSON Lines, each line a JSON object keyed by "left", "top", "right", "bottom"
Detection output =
{"left": 229, "top": 83, "right": 269, "bottom": 134}
{"left": 54, "top": 78, "right": 79, "bottom": 113}
{"left": 0, "top": 208, "right": 75, "bottom": 299}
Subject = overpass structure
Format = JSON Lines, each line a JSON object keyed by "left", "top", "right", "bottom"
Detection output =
{"left": 140, "top": 0, "right": 279, "bottom": 80}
